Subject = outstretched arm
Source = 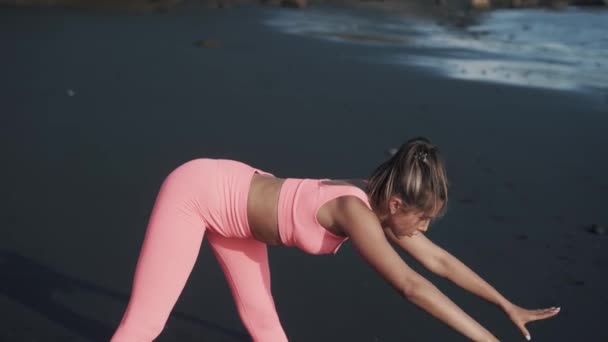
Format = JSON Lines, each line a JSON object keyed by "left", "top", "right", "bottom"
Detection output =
{"left": 384, "top": 230, "right": 512, "bottom": 309}
{"left": 386, "top": 230, "right": 560, "bottom": 340}
{"left": 334, "top": 197, "right": 499, "bottom": 342}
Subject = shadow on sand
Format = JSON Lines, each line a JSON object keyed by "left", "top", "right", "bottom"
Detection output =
{"left": 0, "top": 250, "right": 248, "bottom": 341}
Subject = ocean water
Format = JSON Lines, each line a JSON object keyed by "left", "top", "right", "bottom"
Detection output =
{"left": 265, "top": 6, "right": 608, "bottom": 94}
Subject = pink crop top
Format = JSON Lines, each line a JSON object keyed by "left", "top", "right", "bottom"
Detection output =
{"left": 276, "top": 178, "right": 372, "bottom": 255}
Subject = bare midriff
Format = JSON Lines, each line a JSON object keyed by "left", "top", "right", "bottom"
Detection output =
{"left": 247, "top": 174, "right": 368, "bottom": 245}
{"left": 247, "top": 173, "right": 285, "bottom": 245}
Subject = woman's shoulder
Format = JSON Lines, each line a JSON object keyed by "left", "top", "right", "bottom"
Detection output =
{"left": 315, "top": 178, "right": 373, "bottom": 235}
{"left": 318, "top": 178, "right": 371, "bottom": 209}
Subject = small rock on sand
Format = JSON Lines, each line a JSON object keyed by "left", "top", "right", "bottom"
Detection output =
{"left": 470, "top": 0, "right": 491, "bottom": 9}
{"left": 194, "top": 40, "right": 221, "bottom": 48}
{"left": 588, "top": 224, "right": 607, "bottom": 235}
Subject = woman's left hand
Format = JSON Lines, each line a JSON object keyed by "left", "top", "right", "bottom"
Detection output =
{"left": 504, "top": 303, "right": 560, "bottom": 340}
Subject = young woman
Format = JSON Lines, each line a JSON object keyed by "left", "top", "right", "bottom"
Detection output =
{"left": 111, "top": 137, "right": 559, "bottom": 342}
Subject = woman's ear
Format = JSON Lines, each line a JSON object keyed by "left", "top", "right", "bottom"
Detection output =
{"left": 388, "top": 196, "right": 402, "bottom": 215}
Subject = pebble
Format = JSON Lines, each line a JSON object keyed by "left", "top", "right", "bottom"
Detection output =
{"left": 194, "top": 40, "right": 221, "bottom": 48}
{"left": 588, "top": 224, "right": 607, "bottom": 235}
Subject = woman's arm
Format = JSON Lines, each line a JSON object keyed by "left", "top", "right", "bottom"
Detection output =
{"left": 386, "top": 230, "right": 560, "bottom": 340}
{"left": 384, "top": 230, "right": 513, "bottom": 310}
{"left": 333, "top": 197, "right": 499, "bottom": 342}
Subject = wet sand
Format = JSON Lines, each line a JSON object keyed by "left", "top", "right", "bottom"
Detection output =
{"left": 1, "top": 3, "right": 607, "bottom": 341}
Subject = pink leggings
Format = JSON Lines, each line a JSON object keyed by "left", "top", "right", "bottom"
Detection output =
{"left": 111, "top": 159, "right": 288, "bottom": 341}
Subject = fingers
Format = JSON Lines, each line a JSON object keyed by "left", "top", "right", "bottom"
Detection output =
{"left": 517, "top": 322, "right": 531, "bottom": 341}
{"left": 531, "top": 307, "right": 560, "bottom": 320}
{"left": 511, "top": 305, "right": 561, "bottom": 340}
{"left": 518, "top": 306, "right": 561, "bottom": 340}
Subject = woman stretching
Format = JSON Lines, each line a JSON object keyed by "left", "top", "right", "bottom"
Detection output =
{"left": 111, "top": 137, "right": 559, "bottom": 342}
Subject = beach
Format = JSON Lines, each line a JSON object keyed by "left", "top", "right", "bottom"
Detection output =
{"left": 1, "top": 2, "right": 607, "bottom": 341}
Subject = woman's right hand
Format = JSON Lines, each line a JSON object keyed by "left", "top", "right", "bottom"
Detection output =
{"left": 504, "top": 303, "right": 560, "bottom": 341}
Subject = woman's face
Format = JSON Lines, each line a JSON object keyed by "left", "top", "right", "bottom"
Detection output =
{"left": 383, "top": 196, "right": 439, "bottom": 238}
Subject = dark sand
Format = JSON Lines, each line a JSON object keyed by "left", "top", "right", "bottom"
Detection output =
{"left": 1, "top": 3, "right": 607, "bottom": 341}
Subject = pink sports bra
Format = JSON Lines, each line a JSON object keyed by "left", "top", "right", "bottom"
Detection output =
{"left": 276, "top": 178, "right": 372, "bottom": 255}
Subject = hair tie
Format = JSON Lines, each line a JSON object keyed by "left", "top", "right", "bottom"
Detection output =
{"left": 415, "top": 151, "right": 428, "bottom": 163}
